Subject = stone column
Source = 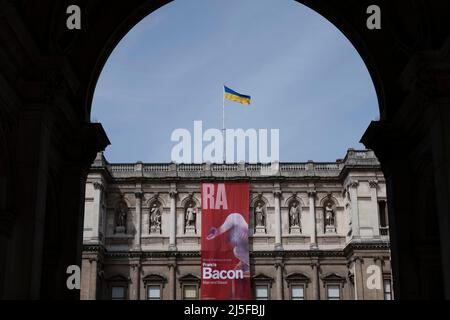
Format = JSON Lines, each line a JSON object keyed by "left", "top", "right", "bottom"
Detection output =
{"left": 130, "top": 261, "right": 140, "bottom": 300}
{"left": 134, "top": 192, "right": 143, "bottom": 250}
{"left": 353, "top": 257, "right": 365, "bottom": 300}
{"left": 311, "top": 261, "right": 320, "bottom": 300}
{"left": 275, "top": 261, "right": 284, "bottom": 300}
{"left": 88, "top": 257, "right": 98, "bottom": 300}
{"left": 168, "top": 260, "right": 177, "bottom": 300}
{"left": 273, "top": 190, "right": 282, "bottom": 250}
{"left": 348, "top": 181, "right": 360, "bottom": 237}
{"left": 169, "top": 191, "right": 177, "bottom": 251}
{"left": 91, "top": 182, "right": 103, "bottom": 243}
{"left": 308, "top": 190, "right": 317, "bottom": 249}
{"left": 80, "top": 256, "right": 92, "bottom": 300}
{"left": 369, "top": 181, "right": 380, "bottom": 236}
{"left": 374, "top": 257, "right": 384, "bottom": 300}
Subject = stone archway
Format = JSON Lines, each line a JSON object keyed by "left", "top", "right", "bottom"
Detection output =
{"left": 1, "top": 0, "right": 450, "bottom": 299}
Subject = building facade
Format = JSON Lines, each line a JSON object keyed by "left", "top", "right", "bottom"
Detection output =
{"left": 80, "top": 149, "right": 392, "bottom": 300}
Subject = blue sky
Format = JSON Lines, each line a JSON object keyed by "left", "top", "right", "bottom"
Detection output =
{"left": 92, "top": 0, "right": 379, "bottom": 163}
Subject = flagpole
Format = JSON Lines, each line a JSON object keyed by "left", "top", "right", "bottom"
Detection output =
{"left": 222, "top": 85, "right": 226, "bottom": 163}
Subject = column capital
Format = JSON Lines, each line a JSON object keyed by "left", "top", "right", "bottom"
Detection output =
{"left": 169, "top": 190, "right": 178, "bottom": 198}
{"left": 93, "top": 181, "right": 104, "bottom": 191}
{"left": 348, "top": 180, "right": 359, "bottom": 189}
{"left": 351, "top": 256, "right": 364, "bottom": 264}
{"left": 373, "top": 256, "right": 384, "bottom": 263}
{"left": 369, "top": 180, "right": 379, "bottom": 188}
{"left": 273, "top": 190, "right": 282, "bottom": 197}
{"left": 308, "top": 190, "right": 317, "bottom": 197}
{"left": 134, "top": 191, "right": 144, "bottom": 198}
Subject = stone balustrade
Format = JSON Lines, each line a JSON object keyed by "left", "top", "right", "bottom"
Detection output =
{"left": 101, "top": 150, "right": 379, "bottom": 179}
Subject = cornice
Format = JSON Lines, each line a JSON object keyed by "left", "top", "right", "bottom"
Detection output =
{"left": 343, "top": 241, "right": 390, "bottom": 257}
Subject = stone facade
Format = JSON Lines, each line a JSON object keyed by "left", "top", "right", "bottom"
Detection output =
{"left": 80, "top": 149, "right": 391, "bottom": 300}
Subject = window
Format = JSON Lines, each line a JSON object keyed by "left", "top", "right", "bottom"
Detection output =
{"left": 183, "top": 285, "right": 198, "bottom": 300}
{"left": 147, "top": 285, "right": 161, "bottom": 300}
{"left": 327, "top": 285, "right": 341, "bottom": 300}
{"left": 179, "top": 274, "right": 201, "bottom": 300}
{"left": 111, "top": 286, "right": 126, "bottom": 300}
{"left": 143, "top": 274, "right": 166, "bottom": 300}
{"left": 291, "top": 285, "right": 305, "bottom": 300}
{"left": 255, "top": 285, "right": 269, "bottom": 300}
{"left": 384, "top": 279, "right": 392, "bottom": 300}
{"left": 378, "top": 200, "right": 389, "bottom": 235}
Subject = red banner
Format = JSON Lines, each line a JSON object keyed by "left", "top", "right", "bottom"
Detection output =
{"left": 201, "top": 182, "right": 251, "bottom": 300}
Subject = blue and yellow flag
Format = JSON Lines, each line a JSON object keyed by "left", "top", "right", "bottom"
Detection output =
{"left": 224, "top": 86, "right": 251, "bottom": 105}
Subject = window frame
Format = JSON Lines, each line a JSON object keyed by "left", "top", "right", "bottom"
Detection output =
{"left": 179, "top": 274, "right": 201, "bottom": 300}
{"left": 111, "top": 284, "right": 127, "bottom": 300}
{"left": 182, "top": 283, "right": 199, "bottom": 300}
{"left": 286, "top": 273, "right": 310, "bottom": 300}
{"left": 383, "top": 278, "right": 393, "bottom": 300}
{"left": 290, "top": 283, "right": 306, "bottom": 300}
{"left": 146, "top": 284, "right": 163, "bottom": 300}
{"left": 326, "top": 284, "right": 341, "bottom": 300}
{"left": 254, "top": 284, "right": 270, "bottom": 300}
{"left": 143, "top": 274, "right": 167, "bottom": 300}
{"left": 106, "top": 275, "right": 130, "bottom": 300}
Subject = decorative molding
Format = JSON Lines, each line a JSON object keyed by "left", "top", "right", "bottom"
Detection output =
{"left": 285, "top": 273, "right": 310, "bottom": 285}
{"left": 178, "top": 273, "right": 200, "bottom": 284}
{"left": 308, "top": 190, "right": 317, "bottom": 198}
{"left": 348, "top": 180, "right": 359, "bottom": 189}
{"left": 169, "top": 190, "right": 178, "bottom": 198}
{"left": 93, "top": 181, "right": 104, "bottom": 191}
{"left": 321, "top": 272, "right": 346, "bottom": 284}
{"left": 369, "top": 180, "right": 379, "bottom": 188}
{"left": 134, "top": 191, "right": 143, "bottom": 199}
{"left": 252, "top": 273, "right": 274, "bottom": 283}
{"left": 143, "top": 273, "right": 167, "bottom": 283}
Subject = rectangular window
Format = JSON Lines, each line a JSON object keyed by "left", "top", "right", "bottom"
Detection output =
{"left": 183, "top": 285, "right": 198, "bottom": 300}
{"left": 327, "top": 285, "right": 340, "bottom": 300}
{"left": 378, "top": 200, "right": 388, "bottom": 227}
{"left": 291, "top": 285, "right": 305, "bottom": 300}
{"left": 111, "top": 286, "right": 126, "bottom": 300}
{"left": 384, "top": 279, "right": 392, "bottom": 300}
{"left": 255, "top": 285, "right": 269, "bottom": 300}
{"left": 147, "top": 285, "right": 161, "bottom": 300}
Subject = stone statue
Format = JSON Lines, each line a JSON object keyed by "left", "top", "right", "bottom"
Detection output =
{"left": 254, "top": 202, "right": 265, "bottom": 227}
{"left": 150, "top": 203, "right": 161, "bottom": 231}
{"left": 289, "top": 201, "right": 301, "bottom": 227}
{"left": 115, "top": 202, "right": 127, "bottom": 233}
{"left": 325, "top": 203, "right": 335, "bottom": 227}
{"left": 185, "top": 202, "right": 197, "bottom": 227}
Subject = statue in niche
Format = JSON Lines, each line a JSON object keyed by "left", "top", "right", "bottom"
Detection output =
{"left": 289, "top": 201, "right": 301, "bottom": 227}
{"left": 185, "top": 202, "right": 197, "bottom": 228}
{"left": 150, "top": 202, "right": 161, "bottom": 232}
{"left": 324, "top": 201, "right": 336, "bottom": 233}
{"left": 254, "top": 202, "right": 266, "bottom": 227}
{"left": 115, "top": 202, "right": 128, "bottom": 233}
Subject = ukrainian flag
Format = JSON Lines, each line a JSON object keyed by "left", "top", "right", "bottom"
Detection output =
{"left": 224, "top": 86, "right": 251, "bottom": 105}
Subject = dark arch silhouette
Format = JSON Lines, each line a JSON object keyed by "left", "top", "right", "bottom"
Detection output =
{"left": 0, "top": 0, "right": 450, "bottom": 300}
